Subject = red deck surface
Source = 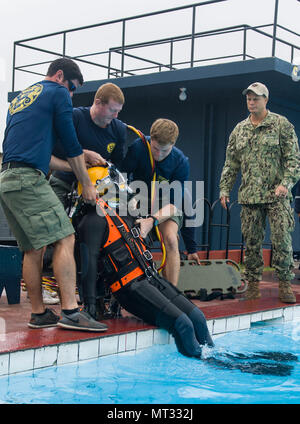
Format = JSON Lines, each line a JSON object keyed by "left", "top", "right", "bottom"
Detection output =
{"left": 1, "top": 270, "right": 300, "bottom": 355}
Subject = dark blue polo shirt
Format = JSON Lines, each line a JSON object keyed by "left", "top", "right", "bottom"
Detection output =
{"left": 2, "top": 80, "right": 82, "bottom": 175}
{"left": 121, "top": 138, "right": 198, "bottom": 254}
{"left": 121, "top": 138, "right": 190, "bottom": 192}
{"left": 53, "top": 106, "right": 126, "bottom": 184}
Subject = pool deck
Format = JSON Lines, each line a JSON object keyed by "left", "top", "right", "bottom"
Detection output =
{"left": 1, "top": 268, "right": 300, "bottom": 375}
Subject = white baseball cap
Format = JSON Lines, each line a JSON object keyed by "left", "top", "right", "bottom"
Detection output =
{"left": 242, "top": 82, "right": 269, "bottom": 98}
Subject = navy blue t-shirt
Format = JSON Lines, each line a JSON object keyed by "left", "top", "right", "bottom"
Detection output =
{"left": 121, "top": 138, "right": 190, "bottom": 191}
{"left": 2, "top": 80, "right": 82, "bottom": 175}
{"left": 53, "top": 106, "right": 127, "bottom": 184}
{"left": 121, "top": 138, "right": 198, "bottom": 254}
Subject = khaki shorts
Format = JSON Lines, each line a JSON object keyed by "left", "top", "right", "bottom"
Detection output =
{"left": 0, "top": 167, "right": 74, "bottom": 252}
{"left": 49, "top": 175, "right": 73, "bottom": 209}
{"left": 168, "top": 213, "right": 183, "bottom": 230}
{"left": 151, "top": 213, "right": 183, "bottom": 242}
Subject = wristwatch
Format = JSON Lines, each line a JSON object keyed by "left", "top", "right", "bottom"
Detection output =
{"left": 148, "top": 215, "right": 159, "bottom": 227}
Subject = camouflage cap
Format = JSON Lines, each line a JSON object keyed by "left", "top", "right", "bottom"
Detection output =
{"left": 242, "top": 82, "right": 269, "bottom": 98}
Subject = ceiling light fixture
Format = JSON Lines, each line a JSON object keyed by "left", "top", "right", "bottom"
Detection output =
{"left": 179, "top": 87, "right": 187, "bottom": 101}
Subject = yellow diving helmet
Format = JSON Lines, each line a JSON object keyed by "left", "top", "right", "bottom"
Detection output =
{"left": 77, "top": 166, "right": 110, "bottom": 196}
{"left": 77, "top": 163, "right": 130, "bottom": 198}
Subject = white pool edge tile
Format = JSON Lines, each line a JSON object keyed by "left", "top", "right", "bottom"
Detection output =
{"left": 1, "top": 305, "right": 300, "bottom": 376}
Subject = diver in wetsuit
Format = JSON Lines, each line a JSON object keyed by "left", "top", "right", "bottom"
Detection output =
{"left": 75, "top": 166, "right": 298, "bottom": 373}
{"left": 75, "top": 165, "right": 213, "bottom": 358}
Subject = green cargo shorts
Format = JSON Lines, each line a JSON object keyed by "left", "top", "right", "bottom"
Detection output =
{"left": 49, "top": 175, "right": 73, "bottom": 209}
{"left": 168, "top": 213, "right": 183, "bottom": 229}
{"left": 0, "top": 167, "right": 75, "bottom": 252}
{"left": 150, "top": 212, "right": 183, "bottom": 243}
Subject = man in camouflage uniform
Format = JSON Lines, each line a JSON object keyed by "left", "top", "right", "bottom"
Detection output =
{"left": 219, "top": 82, "right": 300, "bottom": 303}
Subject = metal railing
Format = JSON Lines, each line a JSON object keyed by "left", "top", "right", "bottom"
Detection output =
{"left": 195, "top": 198, "right": 273, "bottom": 263}
{"left": 11, "top": 0, "right": 300, "bottom": 91}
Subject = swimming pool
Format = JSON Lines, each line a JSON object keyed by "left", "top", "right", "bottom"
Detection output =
{"left": 0, "top": 319, "right": 299, "bottom": 404}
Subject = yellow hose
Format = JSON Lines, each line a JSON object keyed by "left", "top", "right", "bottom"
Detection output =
{"left": 127, "top": 125, "right": 166, "bottom": 272}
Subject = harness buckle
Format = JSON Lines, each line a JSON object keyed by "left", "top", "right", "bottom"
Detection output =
{"left": 131, "top": 226, "right": 140, "bottom": 238}
{"left": 143, "top": 250, "right": 153, "bottom": 261}
{"left": 145, "top": 267, "right": 153, "bottom": 279}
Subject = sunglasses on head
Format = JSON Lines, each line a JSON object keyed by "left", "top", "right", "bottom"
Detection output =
{"left": 67, "top": 80, "right": 77, "bottom": 93}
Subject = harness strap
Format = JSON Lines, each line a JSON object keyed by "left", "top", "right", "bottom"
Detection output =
{"left": 108, "top": 214, "right": 156, "bottom": 280}
{"left": 126, "top": 125, "right": 166, "bottom": 272}
{"left": 110, "top": 268, "right": 145, "bottom": 293}
{"left": 105, "top": 259, "right": 139, "bottom": 284}
{"left": 97, "top": 198, "right": 158, "bottom": 292}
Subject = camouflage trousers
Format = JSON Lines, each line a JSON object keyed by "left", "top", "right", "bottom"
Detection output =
{"left": 241, "top": 199, "right": 295, "bottom": 283}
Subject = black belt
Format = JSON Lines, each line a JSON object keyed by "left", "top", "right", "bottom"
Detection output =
{"left": 1, "top": 162, "right": 35, "bottom": 172}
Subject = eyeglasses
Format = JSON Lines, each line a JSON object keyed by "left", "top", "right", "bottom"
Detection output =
{"left": 67, "top": 80, "right": 77, "bottom": 93}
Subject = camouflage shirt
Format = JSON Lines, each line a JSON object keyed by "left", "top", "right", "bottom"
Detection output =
{"left": 219, "top": 111, "right": 300, "bottom": 204}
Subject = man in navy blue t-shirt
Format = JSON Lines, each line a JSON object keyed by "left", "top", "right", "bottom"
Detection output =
{"left": 0, "top": 58, "right": 107, "bottom": 332}
{"left": 121, "top": 118, "right": 200, "bottom": 287}
{"left": 48, "top": 83, "right": 127, "bottom": 318}
{"left": 50, "top": 83, "right": 127, "bottom": 207}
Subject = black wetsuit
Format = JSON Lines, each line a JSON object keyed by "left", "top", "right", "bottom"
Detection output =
{"left": 76, "top": 205, "right": 298, "bottom": 376}
{"left": 77, "top": 205, "right": 213, "bottom": 358}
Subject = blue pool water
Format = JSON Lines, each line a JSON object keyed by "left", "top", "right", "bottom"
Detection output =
{"left": 1, "top": 320, "right": 300, "bottom": 404}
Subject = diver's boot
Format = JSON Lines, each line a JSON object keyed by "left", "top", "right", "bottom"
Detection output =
{"left": 278, "top": 281, "right": 296, "bottom": 304}
{"left": 83, "top": 303, "right": 98, "bottom": 320}
{"left": 245, "top": 281, "right": 261, "bottom": 300}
